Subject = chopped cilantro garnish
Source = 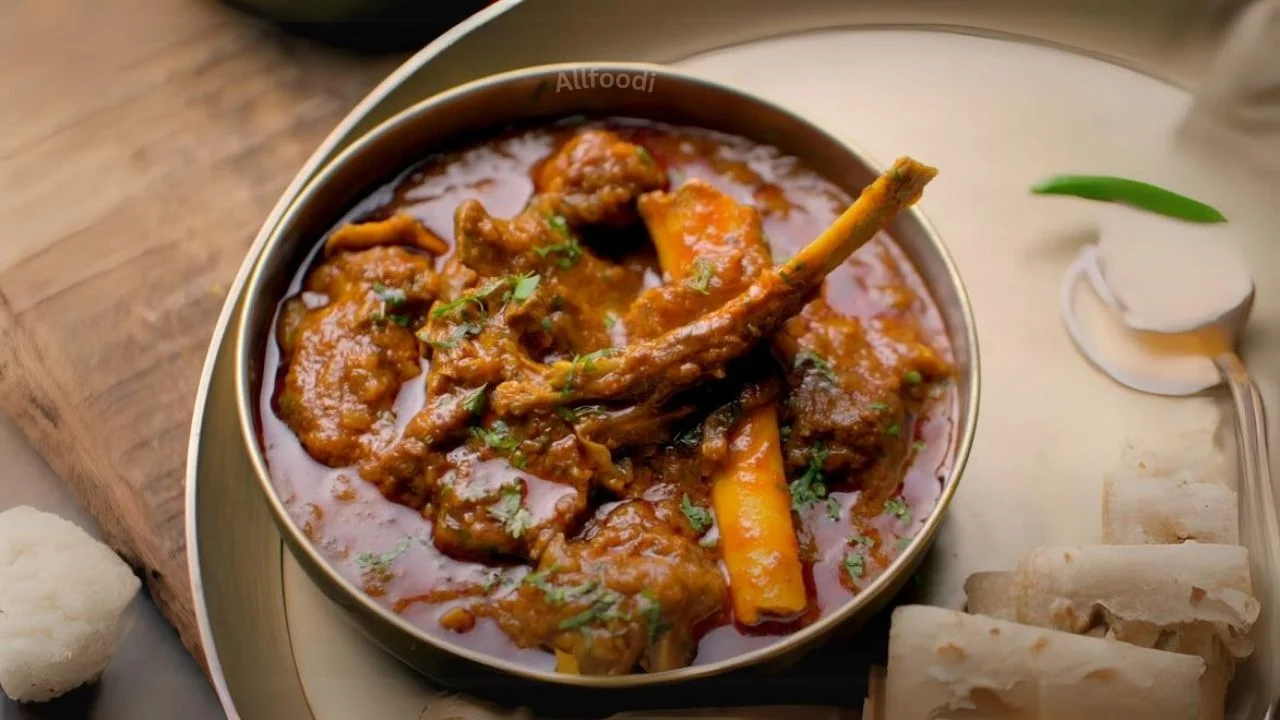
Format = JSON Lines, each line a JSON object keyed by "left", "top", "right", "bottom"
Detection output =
{"left": 680, "top": 494, "right": 713, "bottom": 534}
{"left": 536, "top": 217, "right": 582, "bottom": 268}
{"left": 558, "top": 591, "right": 622, "bottom": 630}
{"left": 869, "top": 401, "right": 890, "bottom": 412}
{"left": 905, "top": 370, "right": 923, "bottom": 385}
{"left": 372, "top": 283, "right": 406, "bottom": 307}
{"left": 884, "top": 497, "right": 911, "bottom": 524}
{"left": 603, "top": 311, "right": 619, "bottom": 330}
{"left": 424, "top": 321, "right": 483, "bottom": 350}
{"left": 471, "top": 420, "right": 518, "bottom": 452}
{"left": 460, "top": 385, "right": 488, "bottom": 415}
{"left": 896, "top": 537, "right": 912, "bottom": 552}
{"left": 509, "top": 272, "right": 541, "bottom": 303}
{"left": 912, "top": 440, "right": 927, "bottom": 452}
{"left": 794, "top": 351, "right": 837, "bottom": 383}
{"left": 685, "top": 257, "right": 715, "bottom": 294}
{"left": 885, "top": 422, "right": 901, "bottom": 438}
{"left": 562, "top": 348, "right": 618, "bottom": 392}
{"left": 547, "top": 214, "right": 571, "bottom": 236}
{"left": 848, "top": 533, "right": 875, "bottom": 548}
{"left": 555, "top": 404, "right": 603, "bottom": 422}
{"left": 789, "top": 441, "right": 829, "bottom": 512}
{"left": 843, "top": 552, "right": 866, "bottom": 579}
{"left": 488, "top": 483, "right": 534, "bottom": 539}
{"left": 826, "top": 496, "right": 842, "bottom": 520}
{"left": 541, "top": 316, "right": 555, "bottom": 333}
{"left": 356, "top": 538, "right": 411, "bottom": 575}
{"left": 635, "top": 146, "right": 655, "bottom": 165}
{"left": 432, "top": 292, "right": 487, "bottom": 320}
{"left": 639, "top": 590, "right": 669, "bottom": 643}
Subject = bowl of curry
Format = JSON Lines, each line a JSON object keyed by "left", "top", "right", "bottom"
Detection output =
{"left": 235, "top": 62, "right": 979, "bottom": 688}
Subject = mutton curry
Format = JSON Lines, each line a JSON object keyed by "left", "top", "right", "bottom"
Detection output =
{"left": 259, "top": 119, "right": 954, "bottom": 675}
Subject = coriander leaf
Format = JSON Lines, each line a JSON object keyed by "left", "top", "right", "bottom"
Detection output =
{"left": 848, "top": 533, "right": 875, "bottom": 548}
{"left": 794, "top": 351, "right": 837, "bottom": 383}
{"left": 869, "top": 401, "right": 890, "bottom": 412}
{"left": 541, "top": 316, "right": 555, "bottom": 333}
{"left": 896, "top": 537, "right": 912, "bottom": 552}
{"left": 685, "top": 257, "right": 715, "bottom": 294}
{"left": 843, "top": 552, "right": 866, "bottom": 579}
{"left": 639, "top": 590, "right": 669, "bottom": 643}
{"left": 535, "top": 221, "right": 582, "bottom": 269}
{"left": 460, "top": 385, "right": 488, "bottom": 415}
{"left": 562, "top": 348, "right": 618, "bottom": 392}
{"left": 372, "top": 283, "right": 407, "bottom": 307}
{"left": 680, "top": 494, "right": 713, "bottom": 534}
{"left": 389, "top": 313, "right": 413, "bottom": 327}
{"left": 488, "top": 483, "right": 534, "bottom": 539}
{"left": 788, "top": 441, "right": 829, "bottom": 512}
{"left": 904, "top": 370, "right": 923, "bottom": 385}
{"left": 885, "top": 422, "right": 901, "bottom": 438}
{"left": 603, "top": 311, "right": 619, "bottom": 330}
{"left": 471, "top": 420, "right": 518, "bottom": 452}
{"left": 356, "top": 538, "right": 411, "bottom": 575}
{"left": 509, "top": 272, "right": 541, "bottom": 303}
{"left": 558, "top": 591, "right": 621, "bottom": 630}
{"left": 884, "top": 497, "right": 911, "bottom": 524}
{"left": 912, "top": 440, "right": 927, "bottom": 452}
{"left": 826, "top": 496, "right": 842, "bottom": 520}
{"left": 546, "top": 214, "right": 571, "bottom": 237}
{"left": 635, "top": 146, "right": 655, "bottom": 165}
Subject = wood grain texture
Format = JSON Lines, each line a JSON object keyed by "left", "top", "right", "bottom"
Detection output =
{"left": 0, "top": 0, "right": 401, "bottom": 666}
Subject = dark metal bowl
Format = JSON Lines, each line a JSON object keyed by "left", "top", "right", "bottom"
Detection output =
{"left": 233, "top": 61, "right": 980, "bottom": 697}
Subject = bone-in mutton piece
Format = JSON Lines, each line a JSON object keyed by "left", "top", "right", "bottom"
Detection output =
{"left": 489, "top": 157, "right": 938, "bottom": 414}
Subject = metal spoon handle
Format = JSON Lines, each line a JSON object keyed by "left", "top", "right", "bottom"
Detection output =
{"left": 1215, "top": 352, "right": 1280, "bottom": 717}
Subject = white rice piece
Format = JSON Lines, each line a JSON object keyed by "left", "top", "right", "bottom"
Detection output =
{"left": 0, "top": 505, "right": 141, "bottom": 703}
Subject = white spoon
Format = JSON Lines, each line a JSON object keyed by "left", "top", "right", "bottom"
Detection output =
{"left": 1060, "top": 232, "right": 1280, "bottom": 720}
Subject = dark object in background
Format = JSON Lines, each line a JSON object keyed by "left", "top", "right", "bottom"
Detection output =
{"left": 222, "top": 0, "right": 496, "bottom": 53}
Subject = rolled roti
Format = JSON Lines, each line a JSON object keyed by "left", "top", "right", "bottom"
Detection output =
{"left": 885, "top": 605, "right": 1204, "bottom": 720}
{"left": 1102, "top": 472, "right": 1238, "bottom": 545}
{"left": 1015, "top": 544, "right": 1258, "bottom": 720}
{"left": 1014, "top": 544, "right": 1258, "bottom": 656}
{"left": 963, "top": 571, "right": 1017, "bottom": 621}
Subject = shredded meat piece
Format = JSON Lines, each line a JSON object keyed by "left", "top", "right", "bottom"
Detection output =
{"left": 534, "top": 129, "right": 668, "bottom": 226}
{"left": 482, "top": 500, "right": 726, "bottom": 674}
{"left": 775, "top": 297, "right": 948, "bottom": 477}
{"left": 277, "top": 247, "right": 437, "bottom": 467}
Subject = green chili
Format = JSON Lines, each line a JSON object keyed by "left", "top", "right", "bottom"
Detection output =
{"left": 1030, "top": 175, "right": 1226, "bottom": 223}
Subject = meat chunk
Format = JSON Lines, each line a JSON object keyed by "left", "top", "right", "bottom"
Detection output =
{"left": 775, "top": 298, "right": 948, "bottom": 476}
{"left": 432, "top": 458, "right": 585, "bottom": 562}
{"left": 534, "top": 129, "right": 667, "bottom": 226}
{"left": 483, "top": 500, "right": 726, "bottom": 674}
{"left": 278, "top": 247, "right": 436, "bottom": 467}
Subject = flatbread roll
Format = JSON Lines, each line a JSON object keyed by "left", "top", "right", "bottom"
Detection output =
{"left": 1014, "top": 544, "right": 1258, "bottom": 656}
{"left": 1102, "top": 472, "right": 1238, "bottom": 545}
{"left": 885, "top": 605, "right": 1204, "bottom": 720}
{"left": 1014, "top": 544, "right": 1258, "bottom": 720}
{"left": 963, "top": 571, "right": 1016, "bottom": 620}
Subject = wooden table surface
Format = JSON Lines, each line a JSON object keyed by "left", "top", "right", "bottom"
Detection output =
{"left": 0, "top": 0, "right": 404, "bottom": 668}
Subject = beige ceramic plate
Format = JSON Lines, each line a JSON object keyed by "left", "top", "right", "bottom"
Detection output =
{"left": 188, "top": 0, "right": 1280, "bottom": 717}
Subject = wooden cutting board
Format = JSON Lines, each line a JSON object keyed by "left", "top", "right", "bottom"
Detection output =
{"left": 0, "top": 0, "right": 401, "bottom": 668}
